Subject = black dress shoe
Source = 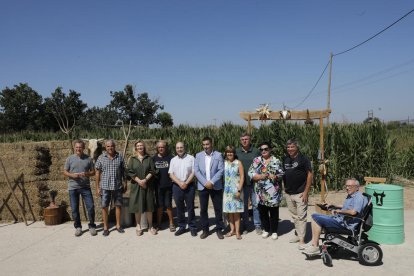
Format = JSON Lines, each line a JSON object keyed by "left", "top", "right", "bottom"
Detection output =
{"left": 191, "top": 229, "right": 198, "bottom": 237}
{"left": 116, "top": 227, "right": 125, "bottom": 233}
{"left": 175, "top": 228, "right": 186, "bottom": 236}
{"left": 200, "top": 230, "right": 209, "bottom": 239}
{"left": 103, "top": 229, "right": 110, "bottom": 236}
{"left": 216, "top": 230, "right": 224, "bottom": 240}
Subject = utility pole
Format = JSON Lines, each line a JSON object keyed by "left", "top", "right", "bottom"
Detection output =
{"left": 327, "top": 52, "right": 333, "bottom": 125}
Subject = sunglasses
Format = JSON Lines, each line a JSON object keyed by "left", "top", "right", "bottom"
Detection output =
{"left": 259, "top": 147, "right": 270, "bottom": 152}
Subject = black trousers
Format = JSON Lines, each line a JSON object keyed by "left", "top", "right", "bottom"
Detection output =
{"left": 258, "top": 204, "right": 279, "bottom": 234}
{"left": 199, "top": 188, "right": 224, "bottom": 231}
{"left": 172, "top": 184, "right": 196, "bottom": 230}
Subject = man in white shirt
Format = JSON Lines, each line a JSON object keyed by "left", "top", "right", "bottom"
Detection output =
{"left": 169, "top": 142, "right": 197, "bottom": 236}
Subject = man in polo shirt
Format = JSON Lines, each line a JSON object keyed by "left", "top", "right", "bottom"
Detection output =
{"left": 95, "top": 139, "right": 125, "bottom": 236}
{"left": 236, "top": 132, "right": 261, "bottom": 234}
{"left": 168, "top": 142, "right": 197, "bottom": 236}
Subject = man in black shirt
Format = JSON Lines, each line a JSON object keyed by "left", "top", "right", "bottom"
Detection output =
{"left": 283, "top": 139, "right": 313, "bottom": 250}
{"left": 153, "top": 140, "right": 175, "bottom": 232}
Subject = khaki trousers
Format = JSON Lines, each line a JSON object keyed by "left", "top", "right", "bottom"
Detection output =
{"left": 285, "top": 193, "right": 308, "bottom": 241}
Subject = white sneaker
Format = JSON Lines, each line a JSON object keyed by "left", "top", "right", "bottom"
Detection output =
{"left": 304, "top": 245, "right": 320, "bottom": 255}
{"left": 75, "top": 227, "right": 82, "bottom": 237}
{"left": 298, "top": 243, "right": 309, "bottom": 250}
{"left": 271, "top": 233, "right": 278, "bottom": 240}
{"left": 262, "top": 231, "right": 269, "bottom": 239}
{"left": 89, "top": 227, "right": 97, "bottom": 236}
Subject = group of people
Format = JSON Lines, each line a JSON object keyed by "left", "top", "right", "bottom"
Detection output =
{"left": 64, "top": 134, "right": 368, "bottom": 254}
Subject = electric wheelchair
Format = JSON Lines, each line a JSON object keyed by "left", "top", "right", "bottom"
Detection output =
{"left": 305, "top": 193, "right": 383, "bottom": 266}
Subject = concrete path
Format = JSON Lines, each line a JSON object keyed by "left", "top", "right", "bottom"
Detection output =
{"left": 1, "top": 207, "right": 412, "bottom": 276}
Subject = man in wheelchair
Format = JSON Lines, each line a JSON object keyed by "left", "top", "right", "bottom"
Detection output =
{"left": 304, "top": 178, "right": 368, "bottom": 255}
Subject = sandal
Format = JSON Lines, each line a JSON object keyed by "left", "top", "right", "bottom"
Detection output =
{"left": 225, "top": 232, "right": 236, "bottom": 238}
{"left": 169, "top": 224, "right": 176, "bottom": 232}
{"left": 136, "top": 229, "right": 143, "bottom": 236}
{"left": 150, "top": 227, "right": 158, "bottom": 235}
{"left": 236, "top": 234, "right": 242, "bottom": 240}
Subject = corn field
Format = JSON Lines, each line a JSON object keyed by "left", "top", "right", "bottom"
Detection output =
{"left": 1, "top": 121, "right": 413, "bottom": 190}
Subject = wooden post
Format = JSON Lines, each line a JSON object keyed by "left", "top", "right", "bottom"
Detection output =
{"left": 319, "top": 116, "right": 325, "bottom": 202}
{"left": 248, "top": 114, "right": 252, "bottom": 134}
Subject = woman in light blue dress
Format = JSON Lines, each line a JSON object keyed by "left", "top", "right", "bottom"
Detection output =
{"left": 223, "top": 146, "right": 245, "bottom": 240}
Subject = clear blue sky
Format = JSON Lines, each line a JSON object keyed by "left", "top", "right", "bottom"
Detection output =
{"left": 1, "top": 0, "right": 413, "bottom": 126}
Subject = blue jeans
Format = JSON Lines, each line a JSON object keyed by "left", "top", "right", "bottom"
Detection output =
{"left": 312, "top": 213, "right": 346, "bottom": 230}
{"left": 242, "top": 185, "right": 261, "bottom": 229}
{"left": 173, "top": 184, "right": 196, "bottom": 230}
{"left": 69, "top": 188, "right": 96, "bottom": 229}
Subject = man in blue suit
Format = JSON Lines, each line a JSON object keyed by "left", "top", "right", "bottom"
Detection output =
{"left": 195, "top": 136, "right": 225, "bottom": 239}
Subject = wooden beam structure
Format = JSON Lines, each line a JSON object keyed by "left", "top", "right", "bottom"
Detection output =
{"left": 240, "top": 108, "right": 331, "bottom": 204}
{"left": 240, "top": 109, "right": 331, "bottom": 122}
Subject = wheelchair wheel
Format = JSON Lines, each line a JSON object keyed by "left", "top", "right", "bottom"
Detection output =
{"left": 322, "top": 252, "right": 333, "bottom": 267}
{"left": 358, "top": 243, "right": 383, "bottom": 266}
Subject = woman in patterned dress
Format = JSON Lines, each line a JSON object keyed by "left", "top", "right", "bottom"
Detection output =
{"left": 222, "top": 146, "right": 245, "bottom": 240}
{"left": 248, "top": 142, "right": 284, "bottom": 240}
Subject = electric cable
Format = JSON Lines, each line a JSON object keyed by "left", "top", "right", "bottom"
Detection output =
{"left": 334, "top": 8, "right": 414, "bottom": 56}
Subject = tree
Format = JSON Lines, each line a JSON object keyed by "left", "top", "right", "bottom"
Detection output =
{"left": 44, "top": 87, "right": 87, "bottom": 139}
{"left": 0, "top": 83, "right": 45, "bottom": 132}
{"left": 78, "top": 106, "right": 118, "bottom": 129}
{"left": 108, "top": 84, "right": 164, "bottom": 127}
{"left": 157, "top": 112, "right": 174, "bottom": 128}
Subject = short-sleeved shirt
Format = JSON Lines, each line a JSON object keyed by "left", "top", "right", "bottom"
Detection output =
{"left": 64, "top": 154, "right": 94, "bottom": 190}
{"left": 153, "top": 154, "right": 173, "bottom": 188}
{"left": 334, "top": 191, "right": 368, "bottom": 230}
{"left": 168, "top": 154, "right": 195, "bottom": 183}
{"left": 95, "top": 151, "right": 124, "bottom": 191}
{"left": 236, "top": 146, "right": 260, "bottom": 186}
{"left": 283, "top": 153, "right": 312, "bottom": 194}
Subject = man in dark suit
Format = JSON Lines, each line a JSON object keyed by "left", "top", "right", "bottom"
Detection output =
{"left": 194, "top": 136, "right": 225, "bottom": 239}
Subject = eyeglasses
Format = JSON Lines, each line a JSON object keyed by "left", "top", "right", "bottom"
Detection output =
{"left": 259, "top": 147, "right": 270, "bottom": 152}
{"left": 344, "top": 184, "right": 357, "bottom": 188}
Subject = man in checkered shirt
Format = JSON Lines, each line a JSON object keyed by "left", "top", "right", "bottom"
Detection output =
{"left": 95, "top": 139, "right": 125, "bottom": 236}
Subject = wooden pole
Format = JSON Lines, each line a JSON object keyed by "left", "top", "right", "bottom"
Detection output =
{"left": 248, "top": 114, "right": 252, "bottom": 134}
{"left": 327, "top": 52, "right": 333, "bottom": 126}
{"left": 319, "top": 116, "right": 326, "bottom": 202}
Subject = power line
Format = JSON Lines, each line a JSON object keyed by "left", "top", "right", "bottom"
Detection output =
{"left": 289, "top": 8, "right": 414, "bottom": 109}
{"left": 330, "top": 58, "right": 414, "bottom": 91}
{"left": 334, "top": 8, "right": 414, "bottom": 57}
{"left": 290, "top": 60, "right": 330, "bottom": 109}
